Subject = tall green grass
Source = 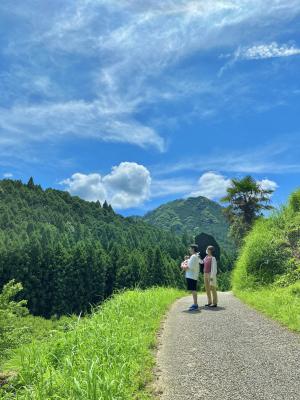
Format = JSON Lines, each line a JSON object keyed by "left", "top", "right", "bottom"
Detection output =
{"left": 235, "top": 283, "right": 300, "bottom": 332}
{"left": 232, "top": 190, "right": 300, "bottom": 331}
{"left": 1, "top": 288, "right": 183, "bottom": 400}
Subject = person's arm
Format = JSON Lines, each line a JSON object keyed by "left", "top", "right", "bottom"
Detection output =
{"left": 210, "top": 257, "right": 217, "bottom": 279}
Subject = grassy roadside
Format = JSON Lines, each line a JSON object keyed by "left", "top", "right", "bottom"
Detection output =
{"left": 1, "top": 288, "right": 183, "bottom": 400}
{"left": 234, "top": 282, "right": 300, "bottom": 333}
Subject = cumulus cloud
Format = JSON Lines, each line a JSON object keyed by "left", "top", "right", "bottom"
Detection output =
{"left": 61, "top": 162, "right": 151, "bottom": 209}
{"left": 189, "top": 172, "right": 232, "bottom": 199}
{"left": 61, "top": 173, "right": 107, "bottom": 203}
{"left": 188, "top": 173, "right": 278, "bottom": 200}
{"left": 258, "top": 178, "right": 278, "bottom": 192}
{"left": 103, "top": 162, "right": 151, "bottom": 208}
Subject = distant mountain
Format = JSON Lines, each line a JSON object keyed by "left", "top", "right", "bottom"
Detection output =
{"left": 143, "top": 196, "right": 235, "bottom": 254}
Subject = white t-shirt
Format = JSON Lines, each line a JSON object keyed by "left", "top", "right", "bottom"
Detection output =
{"left": 185, "top": 254, "right": 200, "bottom": 281}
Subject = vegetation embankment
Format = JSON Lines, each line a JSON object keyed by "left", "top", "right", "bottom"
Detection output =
{"left": 1, "top": 288, "right": 183, "bottom": 399}
{"left": 232, "top": 189, "right": 300, "bottom": 332}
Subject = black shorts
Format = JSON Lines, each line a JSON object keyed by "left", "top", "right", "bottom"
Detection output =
{"left": 186, "top": 278, "right": 198, "bottom": 291}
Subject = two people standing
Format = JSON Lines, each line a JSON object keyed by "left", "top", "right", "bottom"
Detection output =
{"left": 181, "top": 244, "right": 218, "bottom": 311}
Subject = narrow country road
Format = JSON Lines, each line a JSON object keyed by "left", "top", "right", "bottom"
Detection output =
{"left": 155, "top": 292, "right": 300, "bottom": 400}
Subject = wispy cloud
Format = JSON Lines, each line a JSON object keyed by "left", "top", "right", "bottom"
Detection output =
{"left": 3, "top": 172, "right": 13, "bottom": 178}
{"left": 153, "top": 141, "right": 300, "bottom": 176}
{"left": 1, "top": 1, "right": 300, "bottom": 166}
{"left": 150, "top": 177, "right": 195, "bottom": 198}
{"left": 0, "top": 101, "right": 165, "bottom": 152}
{"left": 236, "top": 42, "right": 300, "bottom": 60}
{"left": 219, "top": 41, "right": 300, "bottom": 75}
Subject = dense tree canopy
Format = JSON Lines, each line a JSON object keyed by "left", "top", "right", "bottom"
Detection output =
{"left": 0, "top": 179, "right": 186, "bottom": 317}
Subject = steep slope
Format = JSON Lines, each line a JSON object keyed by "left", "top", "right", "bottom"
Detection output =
{"left": 143, "top": 196, "right": 234, "bottom": 254}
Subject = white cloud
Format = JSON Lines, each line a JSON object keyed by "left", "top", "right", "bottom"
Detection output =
{"left": 0, "top": 101, "right": 165, "bottom": 152}
{"left": 219, "top": 41, "right": 300, "bottom": 75}
{"left": 187, "top": 173, "right": 279, "bottom": 200}
{"left": 103, "top": 162, "right": 151, "bottom": 208}
{"left": 61, "top": 173, "right": 107, "bottom": 203}
{"left": 189, "top": 172, "right": 232, "bottom": 199}
{"left": 61, "top": 162, "right": 151, "bottom": 209}
{"left": 3, "top": 1, "right": 300, "bottom": 163}
{"left": 236, "top": 42, "right": 300, "bottom": 60}
{"left": 258, "top": 178, "right": 278, "bottom": 192}
{"left": 3, "top": 172, "right": 13, "bottom": 178}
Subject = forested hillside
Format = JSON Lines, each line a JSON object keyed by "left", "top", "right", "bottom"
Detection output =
{"left": 0, "top": 179, "right": 187, "bottom": 317}
{"left": 143, "top": 196, "right": 235, "bottom": 254}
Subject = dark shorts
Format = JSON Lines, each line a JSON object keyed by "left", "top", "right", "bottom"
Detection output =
{"left": 186, "top": 278, "right": 198, "bottom": 291}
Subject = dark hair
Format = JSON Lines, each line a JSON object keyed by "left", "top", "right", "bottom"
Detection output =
{"left": 207, "top": 245, "right": 215, "bottom": 255}
{"left": 190, "top": 244, "right": 198, "bottom": 252}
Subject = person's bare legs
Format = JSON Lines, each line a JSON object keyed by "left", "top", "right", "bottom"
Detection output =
{"left": 204, "top": 273, "right": 212, "bottom": 304}
{"left": 192, "top": 290, "right": 198, "bottom": 305}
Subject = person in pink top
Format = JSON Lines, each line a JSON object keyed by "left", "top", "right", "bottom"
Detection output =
{"left": 203, "top": 245, "right": 218, "bottom": 307}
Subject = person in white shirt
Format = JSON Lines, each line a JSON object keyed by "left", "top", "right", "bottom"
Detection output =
{"left": 185, "top": 244, "right": 201, "bottom": 311}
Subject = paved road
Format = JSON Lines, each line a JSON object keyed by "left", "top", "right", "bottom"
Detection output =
{"left": 155, "top": 292, "right": 300, "bottom": 400}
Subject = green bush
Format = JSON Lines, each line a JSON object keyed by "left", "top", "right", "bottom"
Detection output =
{"left": 217, "top": 271, "right": 232, "bottom": 291}
{"left": 289, "top": 188, "right": 300, "bottom": 212}
{"left": 0, "top": 280, "right": 28, "bottom": 363}
{"left": 0, "top": 282, "right": 76, "bottom": 368}
{"left": 274, "top": 263, "right": 300, "bottom": 288}
{"left": 232, "top": 189, "right": 300, "bottom": 331}
{"left": 232, "top": 218, "right": 291, "bottom": 290}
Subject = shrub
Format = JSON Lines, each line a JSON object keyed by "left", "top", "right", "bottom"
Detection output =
{"left": 217, "top": 272, "right": 232, "bottom": 291}
{"left": 289, "top": 188, "right": 300, "bottom": 213}
{"left": 232, "top": 218, "right": 291, "bottom": 290}
{"left": 0, "top": 280, "right": 28, "bottom": 362}
{"left": 274, "top": 263, "right": 300, "bottom": 288}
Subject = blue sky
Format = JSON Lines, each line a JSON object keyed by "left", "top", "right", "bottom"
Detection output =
{"left": 1, "top": 1, "right": 300, "bottom": 215}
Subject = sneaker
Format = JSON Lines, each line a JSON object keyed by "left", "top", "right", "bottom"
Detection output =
{"left": 209, "top": 304, "right": 218, "bottom": 308}
{"left": 189, "top": 304, "right": 199, "bottom": 311}
{"left": 205, "top": 303, "right": 212, "bottom": 307}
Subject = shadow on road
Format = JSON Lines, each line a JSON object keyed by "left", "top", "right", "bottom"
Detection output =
{"left": 181, "top": 306, "right": 226, "bottom": 313}
{"left": 202, "top": 306, "right": 226, "bottom": 312}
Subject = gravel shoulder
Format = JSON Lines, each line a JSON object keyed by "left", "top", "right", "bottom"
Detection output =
{"left": 155, "top": 292, "right": 300, "bottom": 400}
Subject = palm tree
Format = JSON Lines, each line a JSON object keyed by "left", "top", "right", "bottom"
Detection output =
{"left": 221, "top": 176, "right": 274, "bottom": 244}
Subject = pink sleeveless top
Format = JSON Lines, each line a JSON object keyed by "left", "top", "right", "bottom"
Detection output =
{"left": 203, "top": 256, "right": 212, "bottom": 273}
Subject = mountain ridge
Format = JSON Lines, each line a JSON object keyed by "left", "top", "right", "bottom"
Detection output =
{"left": 143, "top": 195, "right": 235, "bottom": 254}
